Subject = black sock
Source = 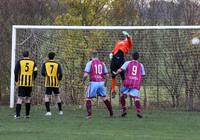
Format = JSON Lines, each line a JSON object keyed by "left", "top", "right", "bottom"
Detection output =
{"left": 45, "top": 102, "right": 50, "bottom": 112}
{"left": 57, "top": 102, "right": 62, "bottom": 111}
{"left": 25, "top": 103, "right": 31, "bottom": 116}
{"left": 16, "top": 104, "right": 21, "bottom": 117}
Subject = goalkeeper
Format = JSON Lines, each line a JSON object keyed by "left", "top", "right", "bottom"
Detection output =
{"left": 110, "top": 31, "right": 133, "bottom": 98}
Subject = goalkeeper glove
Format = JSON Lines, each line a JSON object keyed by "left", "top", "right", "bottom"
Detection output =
{"left": 109, "top": 53, "right": 113, "bottom": 60}
{"left": 112, "top": 71, "right": 117, "bottom": 75}
{"left": 122, "top": 31, "right": 130, "bottom": 37}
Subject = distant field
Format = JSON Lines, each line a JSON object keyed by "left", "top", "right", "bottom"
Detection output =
{"left": 0, "top": 106, "right": 200, "bottom": 140}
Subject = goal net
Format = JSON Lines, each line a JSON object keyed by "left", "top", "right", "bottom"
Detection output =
{"left": 10, "top": 26, "right": 200, "bottom": 111}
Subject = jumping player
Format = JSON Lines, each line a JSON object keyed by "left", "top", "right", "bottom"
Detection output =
{"left": 110, "top": 31, "right": 133, "bottom": 98}
{"left": 114, "top": 51, "right": 145, "bottom": 118}
{"left": 82, "top": 51, "right": 113, "bottom": 119}
{"left": 41, "top": 52, "right": 63, "bottom": 116}
{"left": 14, "top": 50, "right": 37, "bottom": 118}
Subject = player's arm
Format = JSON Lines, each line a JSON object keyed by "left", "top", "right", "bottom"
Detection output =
{"left": 114, "top": 68, "right": 123, "bottom": 75}
{"left": 82, "top": 72, "right": 89, "bottom": 84}
{"left": 127, "top": 35, "right": 133, "bottom": 50}
{"left": 33, "top": 62, "right": 38, "bottom": 80}
{"left": 103, "top": 63, "right": 109, "bottom": 86}
{"left": 113, "top": 61, "right": 129, "bottom": 75}
{"left": 58, "top": 63, "right": 63, "bottom": 81}
{"left": 123, "top": 31, "right": 133, "bottom": 50}
{"left": 41, "top": 63, "right": 46, "bottom": 77}
{"left": 82, "top": 61, "right": 91, "bottom": 84}
{"left": 141, "top": 63, "right": 145, "bottom": 77}
{"left": 14, "top": 60, "right": 20, "bottom": 83}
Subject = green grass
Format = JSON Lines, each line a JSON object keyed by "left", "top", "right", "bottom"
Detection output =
{"left": 0, "top": 106, "right": 200, "bottom": 140}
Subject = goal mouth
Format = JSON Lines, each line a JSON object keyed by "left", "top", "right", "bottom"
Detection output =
{"left": 10, "top": 25, "right": 200, "bottom": 110}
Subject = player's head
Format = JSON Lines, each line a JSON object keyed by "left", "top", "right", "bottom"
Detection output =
{"left": 132, "top": 51, "right": 139, "bottom": 60}
{"left": 91, "top": 50, "right": 98, "bottom": 58}
{"left": 23, "top": 50, "right": 29, "bottom": 57}
{"left": 48, "top": 52, "right": 55, "bottom": 60}
{"left": 119, "top": 32, "right": 126, "bottom": 40}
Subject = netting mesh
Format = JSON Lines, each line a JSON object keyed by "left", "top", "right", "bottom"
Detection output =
{"left": 15, "top": 28, "right": 200, "bottom": 110}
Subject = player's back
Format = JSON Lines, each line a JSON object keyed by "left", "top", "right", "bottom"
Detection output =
{"left": 44, "top": 60, "right": 59, "bottom": 87}
{"left": 18, "top": 58, "right": 35, "bottom": 87}
{"left": 124, "top": 60, "right": 143, "bottom": 89}
{"left": 90, "top": 59, "right": 106, "bottom": 82}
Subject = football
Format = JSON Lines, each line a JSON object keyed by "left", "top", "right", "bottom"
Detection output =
{"left": 191, "top": 37, "right": 200, "bottom": 45}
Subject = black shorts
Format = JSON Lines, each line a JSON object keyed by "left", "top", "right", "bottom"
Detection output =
{"left": 18, "top": 86, "right": 32, "bottom": 97}
{"left": 110, "top": 54, "right": 125, "bottom": 80}
{"left": 45, "top": 87, "right": 60, "bottom": 95}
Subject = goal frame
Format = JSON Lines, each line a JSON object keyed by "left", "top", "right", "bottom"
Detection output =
{"left": 10, "top": 25, "right": 200, "bottom": 108}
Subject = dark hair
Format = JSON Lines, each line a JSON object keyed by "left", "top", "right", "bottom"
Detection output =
{"left": 23, "top": 50, "right": 29, "bottom": 57}
{"left": 119, "top": 32, "right": 126, "bottom": 40}
{"left": 92, "top": 50, "right": 98, "bottom": 58}
{"left": 132, "top": 51, "right": 139, "bottom": 60}
{"left": 48, "top": 52, "right": 55, "bottom": 60}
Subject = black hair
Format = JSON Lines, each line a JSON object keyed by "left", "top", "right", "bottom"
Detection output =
{"left": 48, "top": 52, "right": 55, "bottom": 60}
{"left": 119, "top": 32, "right": 126, "bottom": 40}
{"left": 132, "top": 51, "right": 139, "bottom": 60}
{"left": 92, "top": 50, "right": 98, "bottom": 58}
{"left": 23, "top": 50, "right": 29, "bottom": 57}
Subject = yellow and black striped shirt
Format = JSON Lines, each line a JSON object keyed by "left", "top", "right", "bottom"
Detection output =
{"left": 14, "top": 57, "right": 37, "bottom": 87}
{"left": 41, "top": 60, "right": 63, "bottom": 87}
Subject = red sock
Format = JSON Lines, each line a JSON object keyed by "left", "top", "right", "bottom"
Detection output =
{"left": 120, "top": 95, "right": 126, "bottom": 112}
{"left": 86, "top": 100, "right": 92, "bottom": 116}
{"left": 111, "top": 78, "right": 116, "bottom": 93}
{"left": 134, "top": 98, "right": 141, "bottom": 113}
{"left": 104, "top": 99, "right": 113, "bottom": 116}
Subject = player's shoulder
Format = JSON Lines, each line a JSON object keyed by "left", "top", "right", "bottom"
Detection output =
{"left": 20, "top": 58, "right": 35, "bottom": 63}
{"left": 135, "top": 60, "right": 144, "bottom": 68}
{"left": 132, "top": 60, "right": 143, "bottom": 66}
{"left": 140, "top": 63, "right": 145, "bottom": 68}
{"left": 46, "top": 60, "right": 59, "bottom": 64}
{"left": 97, "top": 59, "right": 105, "bottom": 64}
{"left": 125, "top": 61, "right": 131, "bottom": 64}
{"left": 87, "top": 60, "right": 93, "bottom": 64}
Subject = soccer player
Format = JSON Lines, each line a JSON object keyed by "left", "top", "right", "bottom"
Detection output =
{"left": 110, "top": 31, "right": 133, "bottom": 98}
{"left": 41, "top": 52, "right": 63, "bottom": 116}
{"left": 114, "top": 51, "right": 145, "bottom": 118}
{"left": 14, "top": 50, "right": 37, "bottom": 118}
{"left": 82, "top": 51, "right": 113, "bottom": 119}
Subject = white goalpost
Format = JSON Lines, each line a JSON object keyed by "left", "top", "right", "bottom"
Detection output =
{"left": 10, "top": 25, "right": 200, "bottom": 108}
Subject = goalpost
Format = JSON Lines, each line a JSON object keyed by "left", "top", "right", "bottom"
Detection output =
{"left": 10, "top": 25, "right": 200, "bottom": 109}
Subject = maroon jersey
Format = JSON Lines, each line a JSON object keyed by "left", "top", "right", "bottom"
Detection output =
{"left": 123, "top": 60, "right": 143, "bottom": 90}
{"left": 90, "top": 59, "right": 105, "bottom": 82}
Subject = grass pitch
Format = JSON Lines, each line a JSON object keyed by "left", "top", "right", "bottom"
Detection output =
{"left": 0, "top": 106, "right": 200, "bottom": 140}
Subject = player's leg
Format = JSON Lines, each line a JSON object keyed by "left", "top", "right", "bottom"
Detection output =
{"left": 25, "top": 97, "right": 31, "bottom": 118}
{"left": 101, "top": 96, "right": 113, "bottom": 117}
{"left": 111, "top": 56, "right": 125, "bottom": 98}
{"left": 119, "top": 70, "right": 125, "bottom": 84}
{"left": 24, "top": 87, "right": 32, "bottom": 118}
{"left": 15, "top": 87, "right": 24, "bottom": 118}
{"left": 53, "top": 88, "right": 63, "bottom": 115}
{"left": 110, "top": 59, "right": 117, "bottom": 98}
{"left": 85, "top": 98, "right": 92, "bottom": 119}
{"left": 15, "top": 97, "right": 23, "bottom": 118}
{"left": 120, "top": 87, "right": 129, "bottom": 117}
{"left": 129, "top": 89, "right": 142, "bottom": 118}
{"left": 98, "top": 82, "right": 113, "bottom": 117}
{"left": 85, "top": 82, "right": 97, "bottom": 118}
{"left": 119, "top": 57, "right": 125, "bottom": 85}
{"left": 44, "top": 87, "right": 52, "bottom": 116}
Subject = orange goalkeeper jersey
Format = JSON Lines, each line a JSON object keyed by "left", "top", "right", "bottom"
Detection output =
{"left": 112, "top": 36, "right": 133, "bottom": 55}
